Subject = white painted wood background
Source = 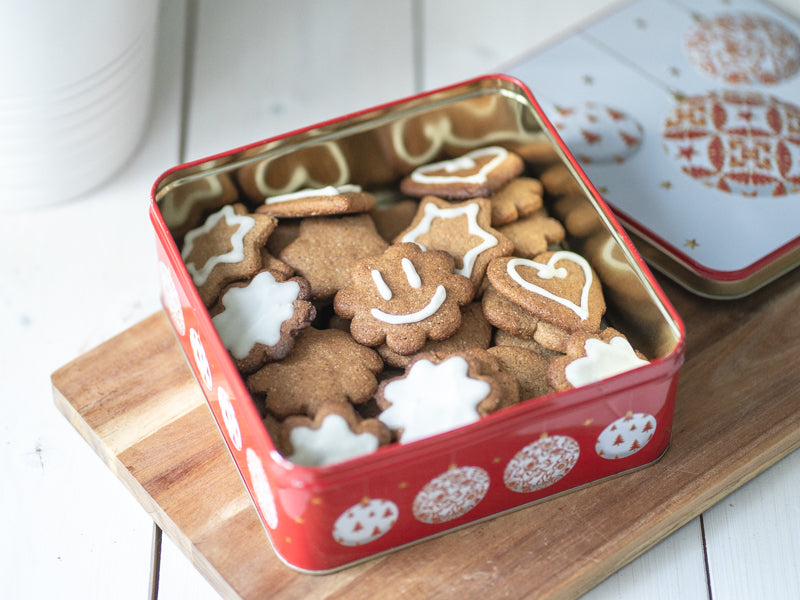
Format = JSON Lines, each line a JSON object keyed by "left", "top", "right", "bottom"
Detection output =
{"left": 2, "top": 0, "right": 799, "bottom": 598}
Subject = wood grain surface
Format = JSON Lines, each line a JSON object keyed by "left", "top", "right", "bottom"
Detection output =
{"left": 51, "top": 269, "right": 800, "bottom": 600}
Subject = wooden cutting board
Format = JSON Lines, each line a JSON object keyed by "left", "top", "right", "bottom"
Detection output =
{"left": 51, "top": 271, "right": 800, "bottom": 600}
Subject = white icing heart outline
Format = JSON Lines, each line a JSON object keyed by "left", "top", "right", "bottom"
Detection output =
{"left": 506, "top": 251, "right": 593, "bottom": 321}
{"left": 410, "top": 146, "right": 508, "bottom": 185}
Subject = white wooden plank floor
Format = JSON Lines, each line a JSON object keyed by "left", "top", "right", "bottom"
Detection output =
{"left": 3, "top": 1, "right": 799, "bottom": 598}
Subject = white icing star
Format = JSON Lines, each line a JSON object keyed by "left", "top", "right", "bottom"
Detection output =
{"left": 288, "top": 414, "right": 379, "bottom": 466}
{"left": 379, "top": 357, "right": 491, "bottom": 443}
{"left": 212, "top": 271, "right": 300, "bottom": 359}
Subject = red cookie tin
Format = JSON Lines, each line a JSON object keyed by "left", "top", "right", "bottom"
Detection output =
{"left": 150, "top": 75, "right": 685, "bottom": 572}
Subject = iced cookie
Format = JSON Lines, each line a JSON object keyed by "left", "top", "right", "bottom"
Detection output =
{"left": 486, "top": 250, "right": 605, "bottom": 335}
{"left": 210, "top": 269, "right": 316, "bottom": 374}
{"left": 181, "top": 203, "right": 277, "bottom": 307}
{"left": 547, "top": 328, "right": 649, "bottom": 391}
{"left": 400, "top": 146, "right": 524, "bottom": 200}
{"left": 396, "top": 195, "right": 513, "bottom": 292}
{"left": 334, "top": 242, "right": 474, "bottom": 355}
{"left": 255, "top": 184, "right": 376, "bottom": 218}
{"left": 158, "top": 173, "right": 238, "bottom": 244}
{"left": 247, "top": 327, "right": 384, "bottom": 418}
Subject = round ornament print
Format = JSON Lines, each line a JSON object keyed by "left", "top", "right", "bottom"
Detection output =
{"left": 245, "top": 448, "right": 278, "bottom": 529}
{"left": 412, "top": 465, "right": 490, "bottom": 524}
{"left": 189, "top": 327, "right": 213, "bottom": 390}
{"left": 662, "top": 90, "right": 800, "bottom": 197}
{"left": 503, "top": 434, "right": 580, "bottom": 493}
{"left": 159, "top": 261, "right": 185, "bottom": 336}
{"left": 595, "top": 412, "right": 656, "bottom": 460}
{"left": 332, "top": 498, "right": 399, "bottom": 547}
{"left": 685, "top": 13, "right": 800, "bottom": 85}
{"left": 547, "top": 102, "right": 644, "bottom": 164}
{"left": 217, "top": 386, "right": 242, "bottom": 451}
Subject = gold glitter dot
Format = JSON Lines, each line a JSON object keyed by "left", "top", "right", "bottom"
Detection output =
{"left": 583, "top": 418, "right": 594, "bottom": 426}
{"left": 398, "top": 481, "right": 409, "bottom": 489}
{"left": 311, "top": 497, "right": 322, "bottom": 505}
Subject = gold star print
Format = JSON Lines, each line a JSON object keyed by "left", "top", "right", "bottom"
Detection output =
{"left": 660, "top": 181, "right": 672, "bottom": 190}
{"left": 398, "top": 481, "right": 409, "bottom": 489}
{"left": 669, "top": 66, "right": 680, "bottom": 77}
{"left": 634, "top": 18, "right": 646, "bottom": 29}
{"left": 492, "top": 456, "right": 502, "bottom": 464}
{"left": 582, "top": 75, "right": 594, "bottom": 85}
{"left": 685, "top": 239, "right": 699, "bottom": 249}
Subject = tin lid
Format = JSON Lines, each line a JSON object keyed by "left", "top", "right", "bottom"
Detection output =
{"left": 505, "top": 0, "right": 800, "bottom": 299}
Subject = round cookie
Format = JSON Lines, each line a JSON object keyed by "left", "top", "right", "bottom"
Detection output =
{"left": 547, "top": 328, "right": 649, "bottom": 391}
{"left": 255, "top": 184, "right": 377, "bottom": 218}
{"left": 334, "top": 243, "right": 474, "bottom": 356}
{"left": 400, "top": 146, "right": 525, "bottom": 200}
{"left": 211, "top": 269, "right": 316, "bottom": 374}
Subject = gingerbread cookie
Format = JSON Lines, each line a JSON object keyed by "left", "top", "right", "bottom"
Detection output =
{"left": 247, "top": 327, "right": 384, "bottom": 418}
{"left": 399, "top": 146, "right": 524, "bottom": 200}
{"left": 532, "top": 320, "right": 572, "bottom": 353}
{"left": 278, "top": 403, "right": 391, "bottom": 466}
{"left": 492, "top": 329, "right": 563, "bottom": 359}
{"left": 497, "top": 209, "right": 566, "bottom": 258}
{"left": 279, "top": 214, "right": 389, "bottom": 301}
{"left": 377, "top": 301, "right": 492, "bottom": 368}
{"left": 487, "top": 345, "right": 554, "bottom": 401}
{"left": 259, "top": 247, "right": 294, "bottom": 279}
{"left": 486, "top": 250, "right": 605, "bottom": 335}
{"left": 489, "top": 177, "right": 543, "bottom": 226}
{"left": 547, "top": 328, "right": 649, "bottom": 391}
{"left": 481, "top": 284, "right": 538, "bottom": 339}
{"left": 158, "top": 173, "right": 238, "bottom": 244}
{"left": 395, "top": 195, "right": 513, "bottom": 293}
{"left": 210, "top": 269, "right": 316, "bottom": 374}
{"left": 334, "top": 242, "right": 473, "bottom": 355}
{"left": 376, "top": 351, "right": 503, "bottom": 443}
{"left": 255, "top": 184, "right": 377, "bottom": 218}
{"left": 369, "top": 198, "right": 419, "bottom": 242}
{"left": 181, "top": 203, "right": 277, "bottom": 307}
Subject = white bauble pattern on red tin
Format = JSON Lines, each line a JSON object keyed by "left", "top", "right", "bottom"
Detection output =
{"left": 217, "top": 386, "right": 242, "bottom": 451}
{"left": 189, "top": 327, "right": 213, "bottom": 390}
{"left": 503, "top": 434, "right": 580, "bottom": 493}
{"left": 245, "top": 448, "right": 279, "bottom": 529}
{"left": 332, "top": 498, "right": 399, "bottom": 547}
{"left": 595, "top": 412, "right": 657, "bottom": 460}
{"left": 412, "top": 465, "right": 490, "bottom": 524}
{"left": 159, "top": 261, "right": 185, "bottom": 336}
{"left": 662, "top": 90, "right": 800, "bottom": 197}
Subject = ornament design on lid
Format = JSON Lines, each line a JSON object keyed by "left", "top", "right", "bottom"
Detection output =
{"left": 332, "top": 498, "right": 398, "bottom": 547}
{"left": 504, "top": 434, "right": 580, "bottom": 493}
{"left": 159, "top": 261, "right": 185, "bottom": 336}
{"left": 595, "top": 412, "right": 656, "bottom": 460}
{"left": 245, "top": 448, "right": 278, "bottom": 529}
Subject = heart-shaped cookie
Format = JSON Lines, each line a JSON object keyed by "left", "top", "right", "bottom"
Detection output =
{"left": 486, "top": 250, "right": 605, "bottom": 333}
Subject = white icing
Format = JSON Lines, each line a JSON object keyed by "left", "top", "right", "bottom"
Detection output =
{"left": 254, "top": 140, "right": 350, "bottom": 196}
{"left": 371, "top": 269, "right": 393, "bottom": 300}
{"left": 401, "top": 257, "right": 421, "bottom": 288}
{"left": 211, "top": 271, "right": 300, "bottom": 359}
{"left": 506, "top": 251, "right": 593, "bottom": 321}
{"left": 288, "top": 414, "right": 380, "bottom": 466}
{"left": 401, "top": 201, "right": 498, "bottom": 279}
{"left": 565, "top": 336, "right": 649, "bottom": 388}
{"left": 409, "top": 146, "right": 508, "bottom": 185}
{"left": 379, "top": 356, "right": 490, "bottom": 443}
{"left": 181, "top": 205, "right": 255, "bottom": 286}
{"left": 160, "top": 175, "right": 224, "bottom": 227}
{"left": 370, "top": 284, "right": 446, "bottom": 325}
{"left": 264, "top": 183, "right": 361, "bottom": 204}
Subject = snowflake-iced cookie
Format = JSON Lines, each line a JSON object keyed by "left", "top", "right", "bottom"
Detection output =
{"left": 400, "top": 146, "right": 524, "bottom": 200}
{"left": 396, "top": 195, "right": 513, "bottom": 292}
{"left": 334, "top": 242, "right": 474, "bottom": 356}
{"left": 547, "top": 328, "right": 649, "bottom": 391}
{"left": 486, "top": 250, "right": 606, "bottom": 335}
{"left": 181, "top": 203, "right": 278, "bottom": 307}
{"left": 246, "top": 327, "right": 384, "bottom": 418}
{"left": 375, "top": 351, "right": 503, "bottom": 443}
{"left": 279, "top": 214, "right": 389, "bottom": 301}
{"left": 278, "top": 403, "right": 391, "bottom": 467}
{"left": 210, "top": 269, "right": 316, "bottom": 374}
{"left": 255, "top": 184, "right": 377, "bottom": 218}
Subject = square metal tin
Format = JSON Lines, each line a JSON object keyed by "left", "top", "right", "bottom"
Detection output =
{"left": 150, "top": 75, "right": 684, "bottom": 572}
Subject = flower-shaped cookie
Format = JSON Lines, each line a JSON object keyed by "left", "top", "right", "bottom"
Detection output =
{"left": 334, "top": 243, "right": 473, "bottom": 356}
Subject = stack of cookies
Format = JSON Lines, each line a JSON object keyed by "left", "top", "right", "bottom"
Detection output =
{"left": 172, "top": 146, "right": 650, "bottom": 467}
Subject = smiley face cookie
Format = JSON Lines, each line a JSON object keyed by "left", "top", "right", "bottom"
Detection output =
{"left": 396, "top": 196, "right": 513, "bottom": 292}
{"left": 334, "top": 242, "right": 474, "bottom": 356}
{"left": 400, "top": 146, "right": 524, "bottom": 199}
{"left": 181, "top": 203, "right": 277, "bottom": 307}
{"left": 487, "top": 250, "right": 605, "bottom": 335}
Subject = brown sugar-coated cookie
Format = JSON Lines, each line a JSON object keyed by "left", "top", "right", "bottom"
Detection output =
{"left": 400, "top": 146, "right": 525, "bottom": 200}
{"left": 395, "top": 195, "right": 513, "bottom": 293}
{"left": 181, "top": 203, "right": 277, "bottom": 307}
{"left": 486, "top": 250, "right": 605, "bottom": 335}
{"left": 334, "top": 242, "right": 474, "bottom": 356}
{"left": 547, "top": 328, "right": 649, "bottom": 391}
{"left": 489, "top": 177, "right": 543, "bottom": 226}
{"left": 279, "top": 214, "right": 389, "bottom": 302}
{"left": 210, "top": 269, "right": 316, "bottom": 374}
{"left": 255, "top": 184, "right": 377, "bottom": 218}
{"left": 247, "top": 327, "right": 384, "bottom": 418}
